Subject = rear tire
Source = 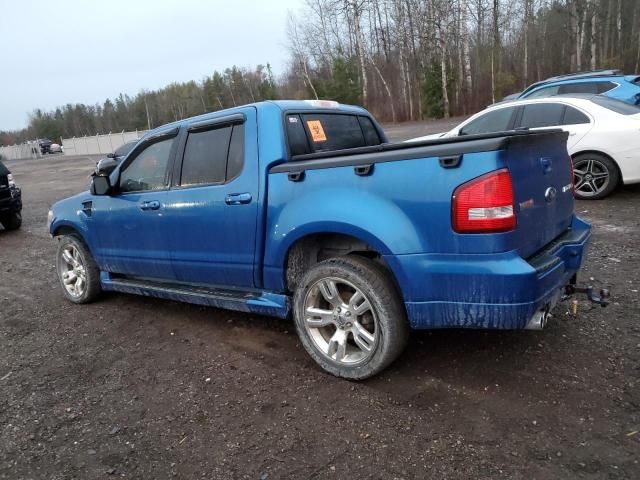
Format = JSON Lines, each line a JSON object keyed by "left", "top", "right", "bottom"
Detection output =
{"left": 56, "top": 235, "right": 102, "bottom": 304}
{"left": 293, "top": 255, "right": 409, "bottom": 380}
{"left": 572, "top": 153, "right": 620, "bottom": 200}
{"left": 0, "top": 212, "right": 22, "bottom": 231}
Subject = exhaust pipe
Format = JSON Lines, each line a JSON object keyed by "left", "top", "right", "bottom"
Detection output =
{"left": 525, "top": 306, "right": 551, "bottom": 330}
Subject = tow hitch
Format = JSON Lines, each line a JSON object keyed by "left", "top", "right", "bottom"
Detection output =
{"left": 565, "top": 277, "right": 610, "bottom": 308}
{"left": 526, "top": 278, "right": 609, "bottom": 330}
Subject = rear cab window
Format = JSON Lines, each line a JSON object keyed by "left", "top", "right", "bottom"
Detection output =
{"left": 285, "top": 112, "right": 382, "bottom": 157}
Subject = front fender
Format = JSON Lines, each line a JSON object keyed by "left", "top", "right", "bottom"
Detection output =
{"left": 49, "top": 192, "right": 93, "bottom": 245}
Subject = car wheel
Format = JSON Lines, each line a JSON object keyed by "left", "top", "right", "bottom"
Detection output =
{"left": 293, "top": 255, "right": 409, "bottom": 380}
{"left": 573, "top": 153, "right": 620, "bottom": 200}
{"left": 0, "top": 212, "right": 22, "bottom": 231}
{"left": 56, "top": 235, "right": 102, "bottom": 304}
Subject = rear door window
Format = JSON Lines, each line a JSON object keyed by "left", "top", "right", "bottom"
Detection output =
{"left": 180, "top": 126, "right": 232, "bottom": 186}
{"left": 226, "top": 124, "right": 245, "bottom": 181}
{"left": 519, "top": 103, "right": 565, "bottom": 128}
{"left": 459, "top": 107, "right": 517, "bottom": 135}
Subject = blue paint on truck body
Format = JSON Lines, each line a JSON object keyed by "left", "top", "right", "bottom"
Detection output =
{"left": 49, "top": 100, "right": 590, "bottom": 329}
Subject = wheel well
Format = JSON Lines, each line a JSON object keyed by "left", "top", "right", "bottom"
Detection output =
{"left": 571, "top": 150, "right": 622, "bottom": 184}
{"left": 53, "top": 226, "right": 89, "bottom": 248}
{"left": 285, "top": 233, "right": 392, "bottom": 292}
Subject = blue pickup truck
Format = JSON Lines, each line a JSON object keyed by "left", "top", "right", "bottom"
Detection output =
{"left": 48, "top": 100, "right": 592, "bottom": 379}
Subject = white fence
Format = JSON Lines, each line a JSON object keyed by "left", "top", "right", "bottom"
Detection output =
{"left": 61, "top": 130, "right": 149, "bottom": 156}
{"left": 0, "top": 130, "right": 149, "bottom": 161}
{"left": 0, "top": 143, "right": 37, "bottom": 161}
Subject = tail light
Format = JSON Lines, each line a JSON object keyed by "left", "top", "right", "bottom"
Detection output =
{"left": 452, "top": 169, "right": 516, "bottom": 233}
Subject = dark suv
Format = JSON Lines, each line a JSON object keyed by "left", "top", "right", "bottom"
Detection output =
{"left": 38, "top": 138, "right": 53, "bottom": 155}
{"left": 0, "top": 159, "right": 22, "bottom": 230}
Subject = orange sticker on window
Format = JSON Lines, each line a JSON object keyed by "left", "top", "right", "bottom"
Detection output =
{"left": 306, "top": 120, "right": 327, "bottom": 142}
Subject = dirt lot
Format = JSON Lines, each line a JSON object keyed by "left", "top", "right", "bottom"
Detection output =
{"left": 1, "top": 122, "right": 639, "bottom": 479}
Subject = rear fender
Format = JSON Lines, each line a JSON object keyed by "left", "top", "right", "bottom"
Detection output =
{"left": 263, "top": 188, "right": 423, "bottom": 291}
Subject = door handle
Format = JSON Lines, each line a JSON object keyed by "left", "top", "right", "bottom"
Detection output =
{"left": 225, "top": 193, "right": 252, "bottom": 205}
{"left": 140, "top": 200, "right": 161, "bottom": 211}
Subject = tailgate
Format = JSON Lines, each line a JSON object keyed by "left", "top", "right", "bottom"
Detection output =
{"left": 504, "top": 130, "right": 574, "bottom": 258}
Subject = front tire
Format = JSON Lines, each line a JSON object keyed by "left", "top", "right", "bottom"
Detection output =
{"left": 56, "top": 235, "right": 101, "bottom": 304}
{"left": 573, "top": 153, "right": 620, "bottom": 200}
{"left": 293, "top": 255, "right": 409, "bottom": 380}
{"left": 0, "top": 211, "right": 22, "bottom": 230}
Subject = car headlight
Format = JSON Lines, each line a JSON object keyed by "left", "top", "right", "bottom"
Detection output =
{"left": 47, "top": 210, "right": 54, "bottom": 230}
{"left": 7, "top": 173, "right": 15, "bottom": 188}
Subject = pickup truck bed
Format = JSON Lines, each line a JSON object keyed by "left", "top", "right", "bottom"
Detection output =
{"left": 49, "top": 100, "right": 590, "bottom": 379}
{"left": 265, "top": 128, "right": 585, "bottom": 330}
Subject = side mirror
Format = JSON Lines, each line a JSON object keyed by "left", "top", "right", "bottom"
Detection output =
{"left": 90, "top": 174, "right": 112, "bottom": 196}
{"left": 95, "top": 158, "right": 119, "bottom": 176}
{"left": 107, "top": 152, "right": 116, "bottom": 158}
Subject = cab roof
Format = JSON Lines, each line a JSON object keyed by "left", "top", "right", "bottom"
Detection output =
{"left": 146, "top": 100, "right": 370, "bottom": 138}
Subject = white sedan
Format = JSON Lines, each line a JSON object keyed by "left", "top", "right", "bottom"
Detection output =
{"left": 411, "top": 95, "right": 640, "bottom": 199}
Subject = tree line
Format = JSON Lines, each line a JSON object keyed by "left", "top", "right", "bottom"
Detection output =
{"left": 2, "top": 0, "right": 639, "bottom": 146}
{"left": 285, "top": 0, "right": 639, "bottom": 122}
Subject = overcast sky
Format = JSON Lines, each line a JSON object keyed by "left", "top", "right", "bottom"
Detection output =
{"left": 0, "top": 0, "right": 302, "bottom": 130}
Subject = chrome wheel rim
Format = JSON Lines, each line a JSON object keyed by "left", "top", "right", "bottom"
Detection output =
{"left": 59, "top": 245, "right": 87, "bottom": 298}
{"left": 573, "top": 158, "right": 610, "bottom": 197}
{"left": 303, "top": 277, "right": 378, "bottom": 365}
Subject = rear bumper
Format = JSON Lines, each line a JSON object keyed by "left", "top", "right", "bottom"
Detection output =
{"left": 385, "top": 216, "right": 591, "bottom": 330}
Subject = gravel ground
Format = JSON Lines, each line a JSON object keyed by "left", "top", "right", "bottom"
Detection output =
{"left": 1, "top": 120, "right": 638, "bottom": 479}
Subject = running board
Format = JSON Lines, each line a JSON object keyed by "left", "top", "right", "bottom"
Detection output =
{"left": 100, "top": 272, "right": 290, "bottom": 319}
